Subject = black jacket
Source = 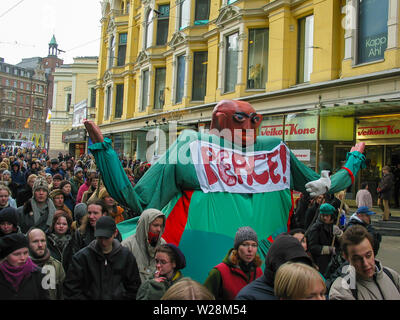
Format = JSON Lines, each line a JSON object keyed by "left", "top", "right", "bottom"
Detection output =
{"left": 0, "top": 266, "right": 50, "bottom": 300}
{"left": 16, "top": 186, "right": 32, "bottom": 207}
{"left": 63, "top": 239, "right": 141, "bottom": 300}
{"left": 307, "top": 219, "right": 340, "bottom": 276}
{"left": 345, "top": 216, "right": 382, "bottom": 255}
{"left": 378, "top": 173, "right": 394, "bottom": 200}
{"left": 47, "top": 232, "right": 74, "bottom": 273}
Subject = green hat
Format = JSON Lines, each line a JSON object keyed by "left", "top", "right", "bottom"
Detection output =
{"left": 319, "top": 203, "right": 336, "bottom": 215}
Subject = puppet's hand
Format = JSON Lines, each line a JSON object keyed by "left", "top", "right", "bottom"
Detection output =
{"left": 84, "top": 120, "right": 104, "bottom": 143}
{"left": 350, "top": 142, "right": 365, "bottom": 154}
{"left": 305, "top": 170, "right": 331, "bottom": 197}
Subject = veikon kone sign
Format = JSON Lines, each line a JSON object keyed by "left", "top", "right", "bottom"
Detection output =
{"left": 260, "top": 116, "right": 318, "bottom": 141}
{"left": 357, "top": 121, "right": 400, "bottom": 139}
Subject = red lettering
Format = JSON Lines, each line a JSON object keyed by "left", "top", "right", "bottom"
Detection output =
{"left": 201, "top": 146, "right": 218, "bottom": 185}
{"left": 232, "top": 153, "right": 254, "bottom": 185}
{"left": 267, "top": 149, "right": 281, "bottom": 184}
{"left": 251, "top": 154, "right": 269, "bottom": 184}
{"left": 217, "top": 150, "right": 237, "bottom": 186}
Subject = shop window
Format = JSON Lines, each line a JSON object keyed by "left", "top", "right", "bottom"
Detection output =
{"left": 357, "top": 0, "right": 388, "bottom": 64}
{"left": 175, "top": 55, "right": 186, "bottom": 103}
{"left": 141, "top": 69, "right": 149, "bottom": 111}
{"left": 66, "top": 93, "right": 71, "bottom": 112}
{"left": 154, "top": 68, "right": 166, "bottom": 109}
{"left": 145, "top": 9, "right": 154, "bottom": 49}
{"left": 178, "top": 0, "right": 190, "bottom": 30}
{"left": 90, "top": 87, "right": 96, "bottom": 108}
{"left": 104, "top": 86, "right": 111, "bottom": 120}
{"left": 108, "top": 35, "right": 115, "bottom": 68}
{"left": 117, "top": 33, "right": 127, "bottom": 66}
{"left": 192, "top": 51, "right": 208, "bottom": 101}
{"left": 115, "top": 84, "right": 124, "bottom": 118}
{"left": 247, "top": 28, "right": 269, "bottom": 89}
{"left": 195, "top": 0, "right": 210, "bottom": 25}
{"left": 225, "top": 32, "right": 239, "bottom": 93}
{"left": 156, "top": 4, "right": 170, "bottom": 45}
{"left": 297, "top": 15, "right": 314, "bottom": 83}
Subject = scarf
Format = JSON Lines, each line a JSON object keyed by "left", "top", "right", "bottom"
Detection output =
{"left": 0, "top": 257, "right": 37, "bottom": 292}
{"left": 49, "top": 233, "right": 72, "bottom": 251}
{"left": 148, "top": 231, "right": 159, "bottom": 247}
{"left": 30, "top": 248, "right": 51, "bottom": 267}
{"left": 30, "top": 198, "right": 56, "bottom": 228}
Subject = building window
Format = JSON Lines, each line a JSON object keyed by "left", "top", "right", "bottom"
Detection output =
{"left": 26, "top": 96, "right": 30, "bottom": 105}
{"left": 357, "top": 0, "right": 388, "bottom": 64}
{"left": 178, "top": 0, "right": 190, "bottom": 30}
{"left": 145, "top": 9, "right": 154, "bottom": 49}
{"left": 195, "top": 0, "right": 210, "bottom": 25}
{"left": 5, "top": 79, "right": 9, "bottom": 86}
{"left": 141, "top": 69, "right": 149, "bottom": 111}
{"left": 117, "top": 33, "right": 127, "bottom": 66}
{"left": 175, "top": 55, "right": 186, "bottom": 103}
{"left": 192, "top": 51, "right": 207, "bottom": 101}
{"left": 108, "top": 35, "right": 115, "bottom": 68}
{"left": 90, "top": 87, "right": 96, "bottom": 108}
{"left": 105, "top": 86, "right": 111, "bottom": 120}
{"left": 247, "top": 28, "right": 269, "bottom": 89}
{"left": 13, "top": 80, "right": 17, "bottom": 88}
{"left": 115, "top": 84, "right": 124, "bottom": 118}
{"left": 297, "top": 15, "right": 314, "bottom": 83}
{"left": 19, "top": 95, "right": 24, "bottom": 104}
{"left": 20, "top": 82, "right": 24, "bottom": 90}
{"left": 26, "top": 83, "right": 30, "bottom": 91}
{"left": 225, "top": 32, "right": 239, "bottom": 93}
{"left": 66, "top": 93, "right": 72, "bottom": 112}
{"left": 156, "top": 4, "right": 170, "bottom": 45}
{"left": 154, "top": 68, "right": 166, "bottom": 109}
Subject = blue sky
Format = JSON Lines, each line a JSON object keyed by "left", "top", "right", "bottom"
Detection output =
{"left": 0, "top": 0, "right": 102, "bottom": 65}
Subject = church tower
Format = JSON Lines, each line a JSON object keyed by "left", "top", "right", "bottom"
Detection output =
{"left": 48, "top": 35, "right": 58, "bottom": 56}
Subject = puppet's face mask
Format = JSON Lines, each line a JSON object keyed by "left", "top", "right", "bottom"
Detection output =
{"left": 210, "top": 100, "right": 262, "bottom": 147}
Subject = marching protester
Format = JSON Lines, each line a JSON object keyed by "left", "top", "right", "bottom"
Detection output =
{"left": 59, "top": 180, "right": 76, "bottom": 214}
{"left": 49, "top": 189, "right": 73, "bottom": 218}
{"left": 69, "top": 167, "right": 84, "bottom": 199}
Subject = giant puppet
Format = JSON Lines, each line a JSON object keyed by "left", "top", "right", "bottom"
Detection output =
{"left": 84, "top": 100, "right": 365, "bottom": 282}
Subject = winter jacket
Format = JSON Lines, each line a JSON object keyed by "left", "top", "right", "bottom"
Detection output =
{"left": 136, "top": 270, "right": 183, "bottom": 300}
{"left": 16, "top": 185, "right": 33, "bottom": 207}
{"left": 17, "top": 198, "right": 56, "bottom": 234}
{"left": 10, "top": 163, "right": 26, "bottom": 187}
{"left": 76, "top": 180, "right": 90, "bottom": 204}
{"left": 63, "top": 193, "right": 75, "bottom": 213}
{"left": 329, "top": 260, "right": 400, "bottom": 300}
{"left": 204, "top": 248, "right": 263, "bottom": 300}
{"left": 45, "top": 167, "right": 65, "bottom": 179}
{"left": 307, "top": 219, "right": 340, "bottom": 276}
{"left": 69, "top": 176, "right": 83, "bottom": 199}
{"left": 63, "top": 239, "right": 141, "bottom": 300}
{"left": 0, "top": 264, "right": 50, "bottom": 300}
{"left": 378, "top": 172, "right": 394, "bottom": 200}
{"left": 121, "top": 209, "right": 166, "bottom": 283}
{"left": 236, "top": 234, "right": 313, "bottom": 300}
{"left": 47, "top": 232, "right": 74, "bottom": 274}
{"left": 345, "top": 214, "right": 382, "bottom": 255}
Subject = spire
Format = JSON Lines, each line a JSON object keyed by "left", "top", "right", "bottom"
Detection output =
{"left": 49, "top": 34, "right": 58, "bottom": 46}
{"left": 48, "top": 34, "right": 58, "bottom": 57}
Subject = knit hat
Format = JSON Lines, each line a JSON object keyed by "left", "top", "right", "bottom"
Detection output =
{"left": 2, "top": 170, "right": 11, "bottom": 176}
{"left": 0, "top": 233, "right": 29, "bottom": 259}
{"left": 32, "top": 177, "right": 49, "bottom": 194}
{"left": 234, "top": 226, "right": 258, "bottom": 250}
{"left": 74, "top": 167, "right": 83, "bottom": 175}
{"left": 165, "top": 243, "right": 186, "bottom": 270}
{"left": 49, "top": 189, "right": 64, "bottom": 200}
{"left": 74, "top": 203, "right": 87, "bottom": 221}
{"left": 52, "top": 174, "right": 63, "bottom": 181}
{"left": 50, "top": 158, "right": 59, "bottom": 164}
{"left": 0, "top": 207, "right": 18, "bottom": 227}
{"left": 319, "top": 203, "right": 336, "bottom": 215}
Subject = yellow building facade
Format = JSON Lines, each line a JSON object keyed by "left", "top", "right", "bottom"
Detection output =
{"left": 49, "top": 57, "right": 98, "bottom": 158}
{"left": 96, "top": 0, "right": 400, "bottom": 201}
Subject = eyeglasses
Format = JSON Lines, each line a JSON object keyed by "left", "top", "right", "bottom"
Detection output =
{"left": 155, "top": 259, "right": 171, "bottom": 265}
{"left": 240, "top": 243, "right": 258, "bottom": 249}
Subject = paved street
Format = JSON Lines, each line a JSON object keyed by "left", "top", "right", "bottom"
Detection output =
{"left": 376, "top": 236, "right": 400, "bottom": 272}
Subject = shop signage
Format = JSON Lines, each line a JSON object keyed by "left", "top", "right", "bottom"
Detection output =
{"left": 292, "top": 149, "right": 311, "bottom": 162}
{"left": 62, "top": 129, "right": 87, "bottom": 143}
{"left": 260, "top": 116, "right": 318, "bottom": 141}
{"left": 72, "top": 99, "right": 87, "bottom": 128}
{"left": 357, "top": 121, "right": 400, "bottom": 139}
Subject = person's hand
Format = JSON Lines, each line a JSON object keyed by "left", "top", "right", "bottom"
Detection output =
{"left": 350, "top": 142, "right": 365, "bottom": 154}
{"left": 83, "top": 120, "right": 104, "bottom": 144}
{"left": 329, "top": 246, "right": 336, "bottom": 255}
{"left": 305, "top": 170, "right": 331, "bottom": 197}
{"left": 333, "top": 225, "right": 343, "bottom": 237}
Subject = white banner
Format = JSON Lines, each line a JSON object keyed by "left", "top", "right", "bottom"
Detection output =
{"left": 72, "top": 99, "right": 87, "bottom": 128}
{"left": 190, "top": 141, "right": 290, "bottom": 194}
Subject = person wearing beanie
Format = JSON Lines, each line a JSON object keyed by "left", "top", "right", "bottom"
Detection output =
{"left": 137, "top": 243, "right": 186, "bottom": 300}
{"left": 0, "top": 233, "right": 49, "bottom": 299}
{"left": 69, "top": 167, "right": 84, "bottom": 199}
{"left": 64, "top": 216, "right": 141, "bottom": 300}
{"left": 16, "top": 173, "right": 37, "bottom": 207}
{"left": 49, "top": 189, "right": 73, "bottom": 219}
{"left": 71, "top": 203, "right": 87, "bottom": 233}
{"left": 16, "top": 177, "right": 56, "bottom": 234}
{"left": 50, "top": 174, "right": 63, "bottom": 192}
{"left": 59, "top": 180, "right": 76, "bottom": 214}
{"left": 10, "top": 161, "right": 26, "bottom": 198}
{"left": 306, "top": 203, "right": 343, "bottom": 275}
{"left": 98, "top": 188, "right": 126, "bottom": 224}
{"left": 0, "top": 207, "right": 21, "bottom": 237}
{"left": 204, "top": 226, "right": 263, "bottom": 300}
{"left": 236, "top": 233, "right": 314, "bottom": 300}
{"left": 45, "top": 158, "right": 64, "bottom": 179}
{"left": 81, "top": 173, "right": 99, "bottom": 204}
{"left": 27, "top": 228, "right": 65, "bottom": 300}
{"left": 121, "top": 208, "right": 166, "bottom": 282}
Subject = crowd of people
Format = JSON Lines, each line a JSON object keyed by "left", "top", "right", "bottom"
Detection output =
{"left": 0, "top": 145, "right": 399, "bottom": 300}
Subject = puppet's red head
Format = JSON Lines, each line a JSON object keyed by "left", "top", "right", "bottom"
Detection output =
{"left": 210, "top": 100, "right": 261, "bottom": 147}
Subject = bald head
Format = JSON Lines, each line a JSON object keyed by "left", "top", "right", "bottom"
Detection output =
{"left": 27, "top": 228, "right": 47, "bottom": 258}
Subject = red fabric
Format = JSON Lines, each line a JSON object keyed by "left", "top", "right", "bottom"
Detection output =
{"left": 215, "top": 262, "right": 263, "bottom": 300}
{"left": 341, "top": 166, "right": 355, "bottom": 184}
{"left": 162, "top": 190, "right": 194, "bottom": 246}
{"left": 287, "top": 190, "right": 295, "bottom": 232}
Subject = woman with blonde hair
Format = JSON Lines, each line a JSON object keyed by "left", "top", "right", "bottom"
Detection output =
{"left": 162, "top": 277, "right": 215, "bottom": 300}
{"left": 274, "top": 261, "right": 326, "bottom": 300}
